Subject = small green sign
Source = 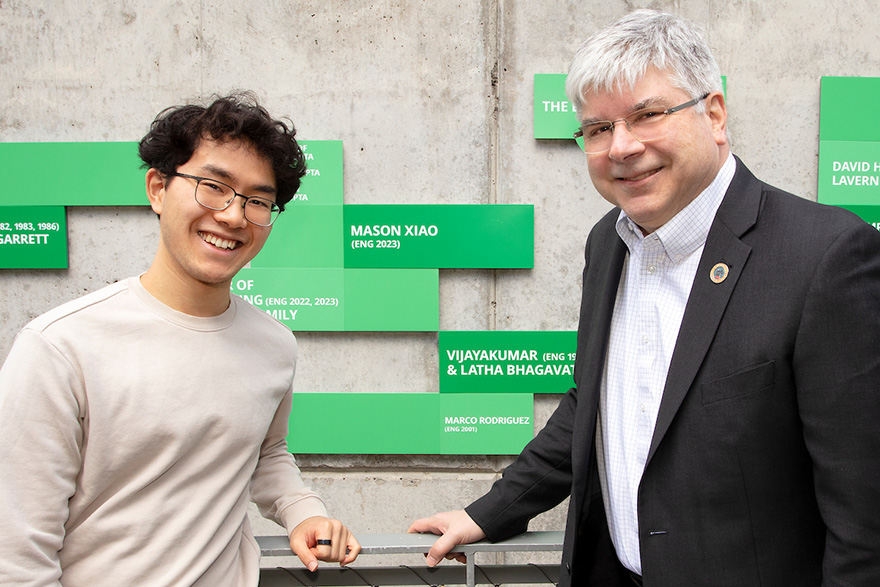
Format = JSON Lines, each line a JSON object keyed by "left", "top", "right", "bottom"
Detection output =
{"left": 232, "top": 267, "right": 438, "bottom": 331}
{"left": 534, "top": 74, "right": 578, "bottom": 139}
{"left": 293, "top": 141, "right": 344, "bottom": 206}
{"left": 440, "top": 331, "right": 576, "bottom": 393}
{"left": 0, "top": 206, "right": 68, "bottom": 268}
{"left": 0, "top": 140, "right": 338, "bottom": 208}
{"left": 818, "top": 76, "right": 880, "bottom": 228}
{"left": 232, "top": 267, "right": 346, "bottom": 330}
{"left": 0, "top": 142, "right": 144, "bottom": 206}
{"left": 817, "top": 140, "right": 880, "bottom": 207}
{"left": 344, "top": 204, "right": 534, "bottom": 268}
{"left": 254, "top": 205, "right": 344, "bottom": 268}
{"left": 819, "top": 77, "right": 880, "bottom": 143}
{"left": 343, "top": 268, "right": 439, "bottom": 331}
{"left": 288, "top": 393, "right": 534, "bottom": 455}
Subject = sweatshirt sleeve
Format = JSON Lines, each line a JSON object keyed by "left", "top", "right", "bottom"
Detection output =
{"left": 0, "top": 329, "right": 85, "bottom": 587}
{"left": 249, "top": 386, "right": 328, "bottom": 532}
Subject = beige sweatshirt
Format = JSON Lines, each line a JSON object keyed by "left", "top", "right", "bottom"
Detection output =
{"left": 0, "top": 277, "right": 327, "bottom": 586}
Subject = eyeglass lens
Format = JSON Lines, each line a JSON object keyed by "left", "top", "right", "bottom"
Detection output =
{"left": 195, "top": 180, "right": 278, "bottom": 226}
{"left": 581, "top": 109, "right": 671, "bottom": 152}
{"left": 577, "top": 94, "right": 709, "bottom": 154}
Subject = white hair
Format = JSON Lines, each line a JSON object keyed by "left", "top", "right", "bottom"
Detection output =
{"left": 566, "top": 10, "right": 723, "bottom": 117}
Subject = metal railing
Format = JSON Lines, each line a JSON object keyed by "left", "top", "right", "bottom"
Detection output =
{"left": 258, "top": 531, "right": 563, "bottom": 587}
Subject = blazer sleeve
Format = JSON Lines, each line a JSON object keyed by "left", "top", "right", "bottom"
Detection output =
{"left": 465, "top": 212, "right": 618, "bottom": 543}
{"left": 793, "top": 219, "right": 880, "bottom": 582}
{"left": 466, "top": 386, "right": 578, "bottom": 541}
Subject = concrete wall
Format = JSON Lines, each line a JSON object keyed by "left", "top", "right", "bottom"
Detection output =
{"left": 2, "top": 0, "right": 878, "bottom": 571}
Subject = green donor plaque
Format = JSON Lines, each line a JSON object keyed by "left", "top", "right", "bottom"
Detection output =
{"left": 440, "top": 331, "right": 576, "bottom": 394}
{"left": 533, "top": 74, "right": 578, "bottom": 139}
{"left": 343, "top": 268, "right": 439, "bottom": 331}
{"left": 232, "top": 268, "right": 346, "bottom": 330}
{"left": 344, "top": 204, "right": 533, "bottom": 269}
{"left": 0, "top": 140, "right": 338, "bottom": 208}
{"left": 0, "top": 142, "right": 145, "bottom": 207}
{"left": 288, "top": 393, "right": 534, "bottom": 455}
{"left": 0, "top": 206, "right": 68, "bottom": 269}
{"left": 253, "top": 205, "right": 344, "bottom": 269}
{"left": 251, "top": 140, "right": 344, "bottom": 268}
{"left": 232, "top": 267, "right": 438, "bottom": 331}
{"left": 293, "top": 140, "right": 344, "bottom": 205}
{"left": 818, "top": 76, "right": 880, "bottom": 229}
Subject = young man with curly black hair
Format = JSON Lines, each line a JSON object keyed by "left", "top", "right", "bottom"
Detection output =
{"left": 0, "top": 94, "right": 360, "bottom": 586}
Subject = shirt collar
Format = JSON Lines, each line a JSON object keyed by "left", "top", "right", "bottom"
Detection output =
{"left": 615, "top": 153, "right": 736, "bottom": 263}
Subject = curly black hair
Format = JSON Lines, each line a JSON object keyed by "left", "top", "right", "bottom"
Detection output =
{"left": 138, "top": 92, "right": 306, "bottom": 210}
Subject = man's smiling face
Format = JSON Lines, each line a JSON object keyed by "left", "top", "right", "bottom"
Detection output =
{"left": 146, "top": 137, "right": 276, "bottom": 292}
{"left": 580, "top": 67, "right": 728, "bottom": 234}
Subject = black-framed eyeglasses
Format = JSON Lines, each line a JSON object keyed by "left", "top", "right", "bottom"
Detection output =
{"left": 574, "top": 93, "right": 710, "bottom": 155}
{"left": 168, "top": 172, "right": 281, "bottom": 227}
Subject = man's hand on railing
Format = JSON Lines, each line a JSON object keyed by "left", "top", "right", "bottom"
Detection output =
{"left": 407, "top": 509, "right": 487, "bottom": 567}
{"left": 289, "top": 516, "right": 361, "bottom": 571}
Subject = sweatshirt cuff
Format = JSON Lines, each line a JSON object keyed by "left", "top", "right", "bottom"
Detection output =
{"left": 277, "top": 496, "right": 329, "bottom": 531}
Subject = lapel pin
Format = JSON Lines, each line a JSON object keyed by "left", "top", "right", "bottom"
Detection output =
{"left": 710, "top": 263, "right": 729, "bottom": 283}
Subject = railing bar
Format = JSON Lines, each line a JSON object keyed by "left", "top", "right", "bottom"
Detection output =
{"left": 260, "top": 565, "right": 559, "bottom": 585}
{"left": 344, "top": 565, "right": 378, "bottom": 587}
{"left": 279, "top": 566, "right": 308, "bottom": 587}
{"left": 475, "top": 564, "right": 500, "bottom": 587}
{"left": 398, "top": 564, "right": 438, "bottom": 587}
{"left": 528, "top": 562, "right": 558, "bottom": 586}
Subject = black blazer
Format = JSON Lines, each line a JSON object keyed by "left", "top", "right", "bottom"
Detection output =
{"left": 467, "top": 158, "right": 880, "bottom": 586}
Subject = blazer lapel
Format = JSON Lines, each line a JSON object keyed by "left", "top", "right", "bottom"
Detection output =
{"left": 646, "top": 158, "right": 763, "bottom": 464}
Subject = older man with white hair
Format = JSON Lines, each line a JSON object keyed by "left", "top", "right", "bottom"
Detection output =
{"left": 410, "top": 10, "right": 880, "bottom": 586}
